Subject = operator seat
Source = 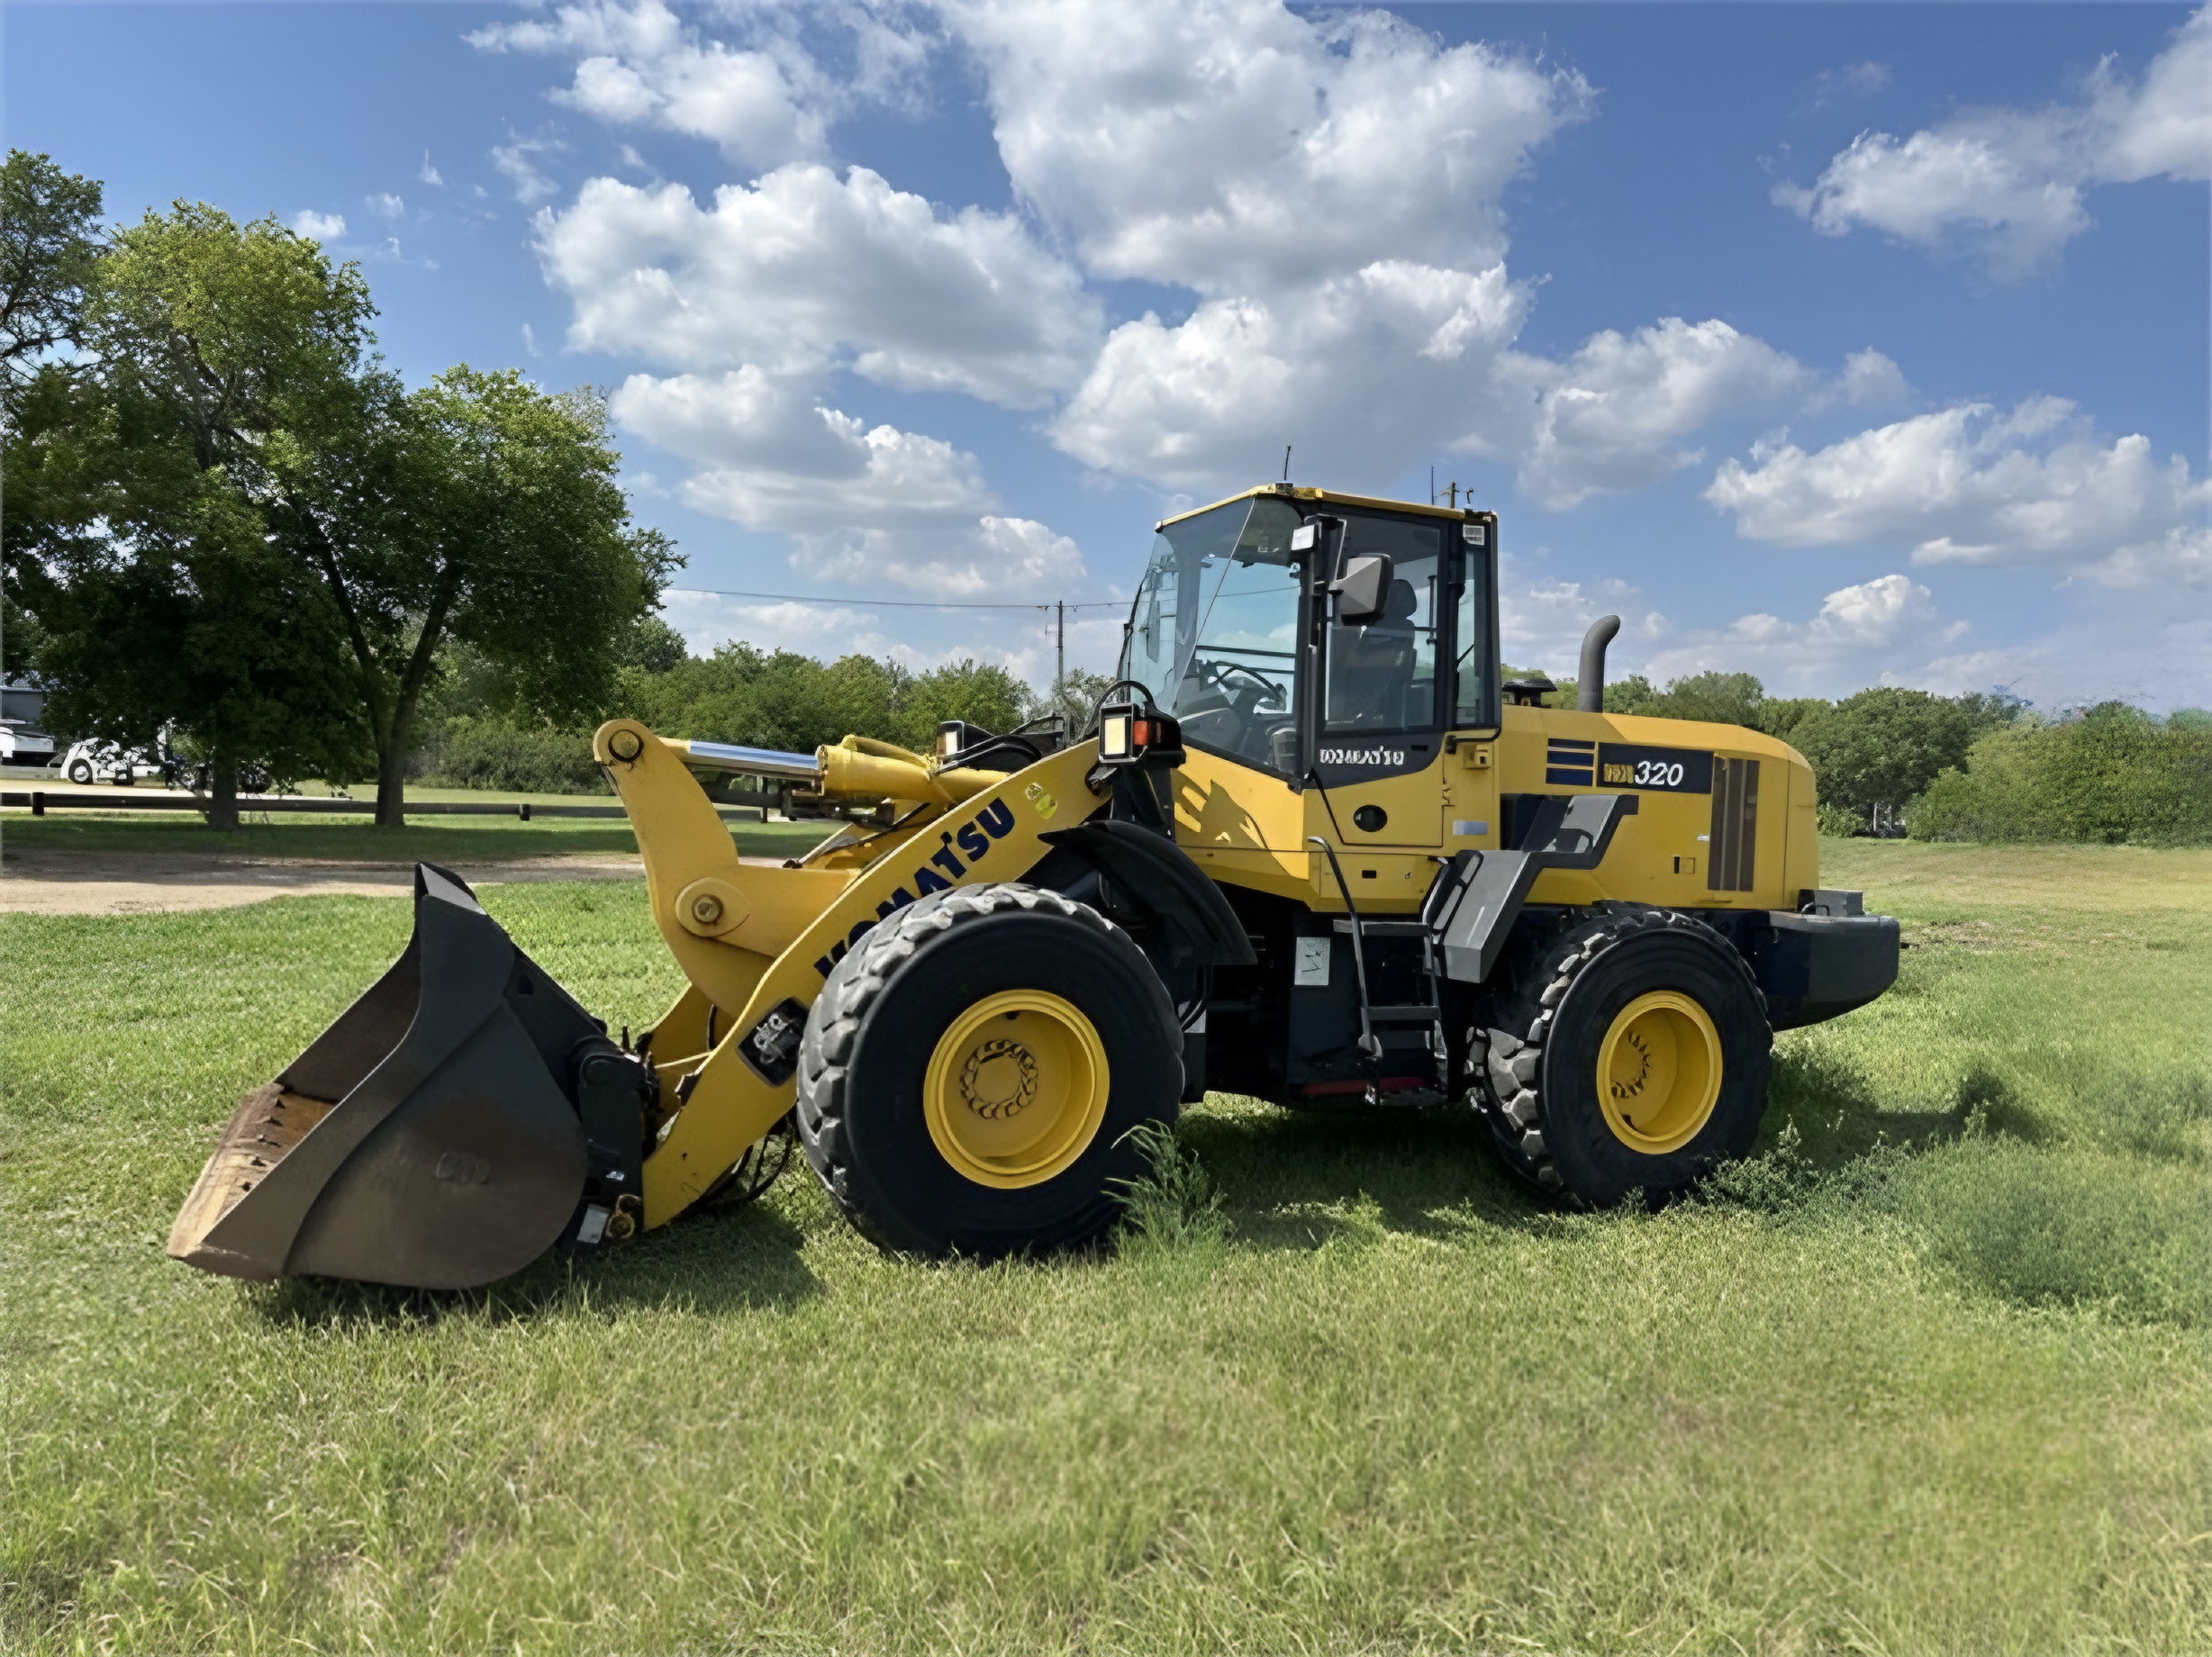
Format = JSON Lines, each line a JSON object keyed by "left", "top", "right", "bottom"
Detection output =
{"left": 1326, "top": 579, "right": 1420, "bottom": 729}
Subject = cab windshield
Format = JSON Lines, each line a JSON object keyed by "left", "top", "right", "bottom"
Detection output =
{"left": 1120, "top": 496, "right": 1304, "bottom": 772}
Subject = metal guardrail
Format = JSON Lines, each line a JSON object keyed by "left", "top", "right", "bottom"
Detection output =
{"left": 1, "top": 791, "right": 767, "bottom": 822}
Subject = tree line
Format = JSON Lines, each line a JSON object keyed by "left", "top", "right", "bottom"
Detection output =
{"left": 2, "top": 150, "right": 672, "bottom": 828}
{"left": 1516, "top": 665, "right": 2212, "bottom": 846}
{"left": 409, "top": 629, "right": 1050, "bottom": 795}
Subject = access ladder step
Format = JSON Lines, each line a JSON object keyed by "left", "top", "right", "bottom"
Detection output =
{"left": 1331, "top": 919, "right": 1429, "bottom": 937}
{"left": 1367, "top": 1003, "right": 1442, "bottom": 1023}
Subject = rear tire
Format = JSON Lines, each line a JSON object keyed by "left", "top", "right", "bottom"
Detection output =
{"left": 795, "top": 883, "right": 1183, "bottom": 1257}
{"left": 1473, "top": 906, "right": 1771, "bottom": 1206}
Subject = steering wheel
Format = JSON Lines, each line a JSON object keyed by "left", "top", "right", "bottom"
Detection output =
{"left": 1196, "top": 659, "right": 1285, "bottom": 711}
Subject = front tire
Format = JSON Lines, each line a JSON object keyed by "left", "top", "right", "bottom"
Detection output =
{"left": 1475, "top": 907, "right": 1771, "bottom": 1205}
{"left": 795, "top": 883, "right": 1183, "bottom": 1257}
{"left": 67, "top": 759, "right": 93, "bottom": 785}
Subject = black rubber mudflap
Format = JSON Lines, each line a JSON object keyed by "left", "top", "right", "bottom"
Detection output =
{"left": 168, "top": 864, "right": 628, "bottom": 1290}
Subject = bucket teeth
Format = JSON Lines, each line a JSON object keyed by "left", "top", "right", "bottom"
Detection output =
{"left": 167, "top": 1084, "right": 337, "bottom": 1278}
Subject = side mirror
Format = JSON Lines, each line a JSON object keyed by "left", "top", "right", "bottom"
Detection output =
{"left": 1330, "top": 554, "right": 1393, "bottom": 625}
{"left": 1290, "top": 521, "right": 1320, "bottom": 553}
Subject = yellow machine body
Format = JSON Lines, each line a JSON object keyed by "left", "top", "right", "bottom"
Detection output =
{"left": 1170, "top": 709, "right": 1815, "bottom": 917}
{"left": 600, "top": 704, "right": 1818, "bottom": 1235}
{"left": 168, "top": 482, "right": 1892, "bottom": 1286}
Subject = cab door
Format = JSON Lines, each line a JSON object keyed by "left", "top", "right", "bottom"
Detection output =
{"left": 1311, "top": 512, "right": 1454, "bottom": 851}
{"left": 1440, "top": 514, "right": 1501, "bottom": 856}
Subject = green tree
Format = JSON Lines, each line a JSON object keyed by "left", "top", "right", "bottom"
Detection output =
{"left": 3, "top": 151, "right": 104, "bottom": 683}
{"left": 274, "top": 365, "right": 678, "bottom": 822}
{"left": 17, "top": 203, "right": 674, "bottom": 825}
{"left": 10, "top": 203, "right": 373, "bottom": 819}
{"left": 1913, "top": 703, "right": 2212, "bottom": 846}
{"left": 27, "top": 478, "right": 368, "bottom": 796}
{"left": 620, "top": 612, "right": 688, "bottom": 674}
{"left": 899, "top": 658, "right": 1030, "bottom": 749}
{"left": 1639, "top": 670, "right": 1767, "bottom": 728}
{"left": 1790, "top": 687, "right": 2008, "bottom": 830}
{"left": 0, "top": 149, "right": 103, "bottom": 385}
{"left": 1036, "top": 666, "right": 1116, "bottom": 734}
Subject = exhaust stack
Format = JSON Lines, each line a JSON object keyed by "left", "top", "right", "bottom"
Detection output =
{"left": 1577, "top": 615, "right": 1622, "bottom": 713}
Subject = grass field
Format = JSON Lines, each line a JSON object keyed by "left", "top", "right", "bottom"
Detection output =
{"left": 4, "top": 839, "right": 2208, "bottom": 1653}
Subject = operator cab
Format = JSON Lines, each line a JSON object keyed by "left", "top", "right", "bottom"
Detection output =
{"left": 1117, "top": 485, "right": 1498, "bottom": 784}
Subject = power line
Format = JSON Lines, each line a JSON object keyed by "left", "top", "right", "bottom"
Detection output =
{"left": 665, "top": 585, "right": 1127, "bottom": 613}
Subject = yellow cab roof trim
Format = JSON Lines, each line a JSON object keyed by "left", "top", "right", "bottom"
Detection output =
{"left": 1155, "top": 483, "right": 1481, "bottom": 532}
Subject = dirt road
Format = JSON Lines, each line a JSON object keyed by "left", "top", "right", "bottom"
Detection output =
{"left": 0, "top": 847, "right": 644, "bottom": 915}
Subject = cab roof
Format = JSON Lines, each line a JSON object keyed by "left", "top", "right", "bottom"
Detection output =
{"left": 1155, "top": 483, "right": 1482, "bottom": 532}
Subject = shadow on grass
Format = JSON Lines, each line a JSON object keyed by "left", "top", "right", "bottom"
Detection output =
{"left": 1182, "top": 1102, "right": 1552, "bottom": 1250}
{"left": 250, "top": 1199, "right": 820, "bottom": 1329}
{"left": 1758, "top": 1045, "right": 1963, "bottom": 1170}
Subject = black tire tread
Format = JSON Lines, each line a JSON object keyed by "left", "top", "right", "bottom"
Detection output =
{"left": 794, "top": 881, "right": 1172, "bottom": 1253}
{"left": 1468, "top": 903, "right": 1768, "bottom": 1200}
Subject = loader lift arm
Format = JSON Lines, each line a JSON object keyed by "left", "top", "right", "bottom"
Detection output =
{"left": 594, "top": 720, "right": 1117, "bottom": 1230}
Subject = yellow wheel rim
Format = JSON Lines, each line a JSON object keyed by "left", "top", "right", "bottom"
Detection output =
{"left": 1596, "top": 991, "right": 1724, "bottom": 1154}
{"left": 923, "top": 990, "right": 1111, "bottom": 1189}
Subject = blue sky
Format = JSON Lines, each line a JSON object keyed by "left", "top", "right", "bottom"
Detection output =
{"left": 8, "top": 0, "right": 2207, "bottom": 707}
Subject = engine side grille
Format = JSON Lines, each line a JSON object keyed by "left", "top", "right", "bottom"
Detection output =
{"left": 1707, "top": 757, "right": 1760, "bottom": 892}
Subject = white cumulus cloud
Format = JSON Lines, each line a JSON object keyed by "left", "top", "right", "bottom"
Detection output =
{"left": 537, "top": 168, "right": 1100, "bottom": 408}
{"left": 612, "top": 369, "right": 1086, "bottom": 597}
{"left": 947, "top": 0, "right": 1590, "bottom": 295}
{"left": 1055, "top": 261, "right": 1531, "bottom": 489}
{"left": 367, "top": 191, "right": 405, "bottom": 219}
{"left": 1705, "top": 398, "right": 2212, "bottom": 575}
{"left": 470, "top": 0, "right": 931, "bottom": 172}
{"left": 1640, "top": 574, "right": 1954, "bottom": 693}
{"left": 1473, "top": 319, "right": 1808, "bottom": 510}
{"left": 290, "top": 210, "right": 346, "bottom": 240}
{"left": 506, "top": 0, "right": 1825, "bottom": 514}
{"left": 493, "top": 137, "right": 566, "bottom": 204}
{"left": 1775, "top": 5, "right": 2212, "bottom": 276}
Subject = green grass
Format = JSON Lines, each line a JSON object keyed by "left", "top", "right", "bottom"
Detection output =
{"left": 4, "top": 843, "right": 2209, "bottom": 1652}
{"left": 1, "top": 811, "right": 830, "bottom": 864}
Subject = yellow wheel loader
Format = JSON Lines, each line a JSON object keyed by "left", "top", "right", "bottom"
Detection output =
{"left": 169, "top": 485, "right": 1900, "bottom": 1286}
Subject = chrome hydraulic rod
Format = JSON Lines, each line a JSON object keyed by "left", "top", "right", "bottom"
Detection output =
{"left": 669, "top": 740, "right": 821, "bottom": 783}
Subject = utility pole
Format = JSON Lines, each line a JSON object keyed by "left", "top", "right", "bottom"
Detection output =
{"left": 1056, "top": 600, "right": 1065, "bottom": 698}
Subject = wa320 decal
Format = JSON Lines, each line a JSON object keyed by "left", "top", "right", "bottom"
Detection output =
{"left": 1596, "top": 744, "right": 1715, "bottom": 795}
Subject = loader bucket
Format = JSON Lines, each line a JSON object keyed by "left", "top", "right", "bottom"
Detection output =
{"left": 168, "top": 863, "right": 648, "bottom": 1290}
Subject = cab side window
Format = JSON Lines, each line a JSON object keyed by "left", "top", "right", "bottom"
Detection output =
{"left": 1322, "top": 517, "right": 1442, "bottom": 734}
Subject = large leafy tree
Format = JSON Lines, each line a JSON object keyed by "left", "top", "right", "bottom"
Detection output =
{"left": 618, "top": 646, "right": 1032, "bottom": 755}
{"left": 12, "top": 202, "right": 376, "bottom": 822}
{"left": 271, "top": 365, "right": 677, "bottom": 823}
{"left": 0, "top": 149, "right": 104, "bottom": 386}
{"left": 2, "top": 151, "right": 105, "bottom": 681}
{"left": 14, "top": 195, "right": 675, "bottom": 827}
{"left": 1790, "top": 687, "right": 2015, "bottom": 828}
